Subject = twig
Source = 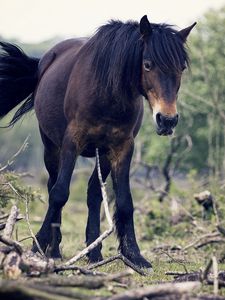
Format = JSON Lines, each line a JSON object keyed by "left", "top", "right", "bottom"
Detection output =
{"left": 88, "top": 253, "right": 146, "bottom": 276}
{"left": 183, "top": 232, "right": 221, "bottom": 250}
{"left": 160, "top": 250, "right": 188, "bottom": 273}
{"left": 54, "top": 265, "right": 106, "bottom": 276}
{"left": 96, "top": 148, "right": 113, "bottom": 228}
{"left": 212, "top": 197, "right": 220, "bottom": 226}
{"left": 212, "top": 255, "right": 219, "bottom": 295}
{"left": 88, "top": 254, "right": 121, "bottom": 270}
{"left": 0, "top": 136, "right": 29, "bottom": 172}
{"left": 18, "top": 235, "right": 33, "bottom": 242}
{"left": 62, "top": 148, "right": 114, "bottom": 266}
{"left": 25, "top": 196, "right": 45, "bottom": 257}
{"left": 195, "top": 237, "right": 225, "bottom": 249}
{"left": 165, "top": 271, "right": 187, "bottom": 276}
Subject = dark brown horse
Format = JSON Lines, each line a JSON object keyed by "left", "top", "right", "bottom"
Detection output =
{"left": 0, "top": 16, "right": 196, "bottom": 269}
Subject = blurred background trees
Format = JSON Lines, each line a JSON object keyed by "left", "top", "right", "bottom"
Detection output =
{"left": 138, "top": 6, "right": 225, "bottom": 178}
{"left": 0, "top": 6, "right": 224, "bottom": 189}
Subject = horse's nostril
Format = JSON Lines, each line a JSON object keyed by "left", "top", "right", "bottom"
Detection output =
{"left": 156, "top": 112, "right": 163, "bottom": 127}
{"left": 156, "top": 113, "right": 179, "bottom": 129}
{"left": 174, "top": 114, "right": 179, "bottom": 127}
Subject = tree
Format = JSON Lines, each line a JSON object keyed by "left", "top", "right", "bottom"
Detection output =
{"left": 138, "top": 6, "right": 225, "bottom": 177}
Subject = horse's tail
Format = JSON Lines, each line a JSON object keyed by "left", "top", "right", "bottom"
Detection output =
{"left": 0, "top": 42, "right": 40, "bottom": 126}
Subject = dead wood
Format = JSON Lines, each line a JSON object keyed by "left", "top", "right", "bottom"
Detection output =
{"left": 3, "top": 205, "right": 19, "bottom": 238}
{"left": 0, "top": 280, "right": 90, "bottom": 300}
{"left": 108, "top": 281, "right": 201, "bottom": 300}
{"left": 0, "top": 214, "right": 23, "bottom": 231}
{"left": 87, "top": 253, "right": 147, "bottom": 276}
{"left": 0, "top": 234, "right": 23, "bottom": 254}
{"left": 3, "top": 251, "right": 22, "bottom": 279}
{"left": 183, "top": 232, "right": 222, "bottom": 251}
{"left": 30, "top": 270, "right": 132, "bottom": 289}
{"left": 54, "top": 264, "right": 107, "bottom": 276}
{"left": 20, "top": 250, "right": 55, "bottom": 276}
{"left": 25, "top": 196, "right": 45, "bottom": 257}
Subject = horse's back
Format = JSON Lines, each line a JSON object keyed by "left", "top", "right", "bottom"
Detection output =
{"left": 34, "top": 38, "right": 86, "bottom": 146}
{"left": 38, "top": 38, "right": 86, "bottom": 77}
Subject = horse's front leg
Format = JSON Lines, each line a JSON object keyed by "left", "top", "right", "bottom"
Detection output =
{"left": 32, "top": 127, "right": 77, "bottom": 258}
{"left": 85, "top": 155, "right": 111, "bottom": 262}
{"left": 110, "top": 138, "right": 152, "bottom": 270}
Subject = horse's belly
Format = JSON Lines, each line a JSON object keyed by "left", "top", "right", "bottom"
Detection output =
{"left": 80, "top": 144, "right": 109, "bottom": 157}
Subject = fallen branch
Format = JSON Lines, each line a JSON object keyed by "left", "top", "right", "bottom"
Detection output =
{"left": 212, "top": 255, "right": 219, "bottom": 295}
{"left": 25, "top": 195, "right": 45, "bottom": 257}
{"left": 160, "top": 250, "right": 188, "bottom": 273}
{"left": 3, "top": 205, "right": 19, "bottom": 238}
{"left": 183, "top": 232, "right": 221, "bottom": 251}
{"left": 54, "top": 264, "right": 107, "bottom": 276}
{"left": 0, "top": 234, "right": 23, "bottom": 255}
{"left": 195, "top": 237, "right": 225, "bottom": 249}
{"left": 0, "top": 136, "right": 29, "bottom": 172}
{"left": 31, "top": 270, "right": 132, "bottom": 289}
{"left": 88, "top": 253, "right": 146, "bottom": 276}
{"left": 0, "top": 280, "right": 91, "bottom": 300}
{"left": 108, "top": 281, "right": 201, "bottom": 300}
{"left": 0, "top": 214, "right": 23, "bottom": 231}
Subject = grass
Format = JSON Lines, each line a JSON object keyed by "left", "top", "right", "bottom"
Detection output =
{"left": 2, "top": 172, "right": 225, "bottom": 298}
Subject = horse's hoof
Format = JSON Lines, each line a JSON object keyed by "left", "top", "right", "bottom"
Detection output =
{"left": 121, "top": 251, "right": 153, "bottom": 271}
{"left": 87, "top": 250, "right": 103, "bottom": 263}
{"left": 50, "top": 251, "right": 62, "bottom": 259}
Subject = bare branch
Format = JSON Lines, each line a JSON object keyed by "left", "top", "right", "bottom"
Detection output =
{"left": 25, "top": 197, "right": 45, "bottom": 257}
{"left": 212, "top": 255, "right": 219, "bottom": 295}
{"left": 0, "top": 136, "right": 29, "bottom": 172}
{"left": 3, "top": 205, "right": 19, "bottom": 238}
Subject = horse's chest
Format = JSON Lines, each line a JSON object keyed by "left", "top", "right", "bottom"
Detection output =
{"left": 87, "top": 124, "right": 129, "bottom": 145}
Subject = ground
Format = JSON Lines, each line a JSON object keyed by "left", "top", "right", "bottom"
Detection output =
{"left": 5, "top": 171, "right": 224, "bottom": 299}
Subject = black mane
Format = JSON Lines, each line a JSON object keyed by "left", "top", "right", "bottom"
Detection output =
{"left": 82, "top": 20, "right": 189, "bottom": 103}
{"left": 145, "top": 23, "right": 189, "bottom": 73}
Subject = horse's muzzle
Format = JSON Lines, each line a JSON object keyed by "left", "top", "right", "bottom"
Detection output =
{"left": 156, "top": 113, "right": 179, "bottom": 136}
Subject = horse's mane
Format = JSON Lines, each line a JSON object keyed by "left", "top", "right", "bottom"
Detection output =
{"left": 81, "top": 20, "right": 189, "bottom": 104}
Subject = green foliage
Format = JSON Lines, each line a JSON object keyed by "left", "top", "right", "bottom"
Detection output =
{"left": 137, "top": 6, "right": 225, "bottom": 175}
{"left": 0, "top": 171, "right": 43, "bottom": 208}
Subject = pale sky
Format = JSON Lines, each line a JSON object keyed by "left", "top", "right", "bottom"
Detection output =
{"left": 0, "top": 0, "right": 224, "bottom": 43}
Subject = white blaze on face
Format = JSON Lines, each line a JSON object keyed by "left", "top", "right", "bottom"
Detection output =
{"left": 148, "top": 96, "right": 178, "bottom": 127}
{"left": 152, "top": 103, "right": 161, "bottom": 126}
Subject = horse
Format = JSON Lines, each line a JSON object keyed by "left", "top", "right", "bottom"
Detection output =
{"left": 0, "top": 15, "right": 196, "bottom": 270}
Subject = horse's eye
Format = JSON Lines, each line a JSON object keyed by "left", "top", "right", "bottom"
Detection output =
{"left": 182, "top": 64, "right": 187, "bottom": 71}
{"left": 143, "top": 60, "right": 153, "bottom": 72}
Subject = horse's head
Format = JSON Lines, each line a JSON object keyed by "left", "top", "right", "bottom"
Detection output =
{"left": 140, "top": 15, "right": 196, "bottom": 136}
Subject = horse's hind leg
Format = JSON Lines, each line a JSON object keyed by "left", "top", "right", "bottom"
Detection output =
{"left": 85, "top": 155, "right": 111, "bottom": 262}
{"left": 40, "top": 128, "right": 59, "bottom": 192}
{"left": 32, "top": 126, "right": 77, "bottom": 258}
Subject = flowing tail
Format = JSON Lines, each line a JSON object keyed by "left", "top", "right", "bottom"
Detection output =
{"left": 0, "top": 42, "right": 40, "bottom": 126}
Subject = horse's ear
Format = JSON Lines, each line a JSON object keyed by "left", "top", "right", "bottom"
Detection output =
{"left": 178, "top": 22, "right": 197, "bottom": 42}
{"left": 140, "top": 15, "right": 152, "bottom": 37}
